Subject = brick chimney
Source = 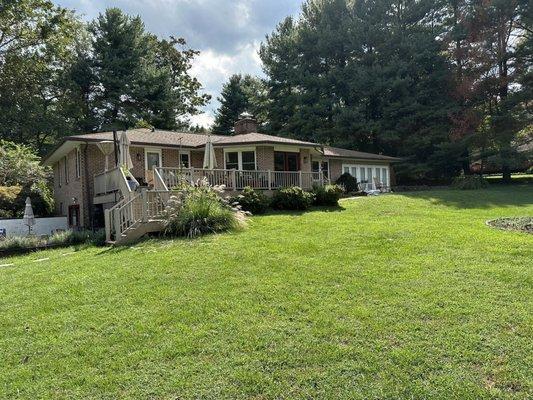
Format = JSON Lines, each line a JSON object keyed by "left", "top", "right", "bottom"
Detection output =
{"left": 234, "top": 112, "right": 258, "bottom": 135}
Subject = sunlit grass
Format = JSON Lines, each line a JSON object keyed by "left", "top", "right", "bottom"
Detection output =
{"left": 1, "top": 186, "right": 532, "bottom": 399}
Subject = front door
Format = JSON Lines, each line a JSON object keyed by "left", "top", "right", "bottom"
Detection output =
{"left": 145, "top": 149, "right": 162, "bottom": 186}
{"left": 68, "top": 205, "right": 80, "bottom": 228}
{"left": 274, "top": 152, "right": 300, "bottom": 171}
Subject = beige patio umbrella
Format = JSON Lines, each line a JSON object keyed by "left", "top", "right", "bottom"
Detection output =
{"left": 22, "top": 197, "right": 35, "bottom": 235}
{"left": 203, "top": 134, "right": 217, "bottom": 170}
{"left": 119, "top": 131, "right": 134, "bottom": 170}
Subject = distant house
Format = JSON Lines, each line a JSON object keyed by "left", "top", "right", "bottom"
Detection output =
{"left": 43, "top": 115, "right": 398, "bottom": 243}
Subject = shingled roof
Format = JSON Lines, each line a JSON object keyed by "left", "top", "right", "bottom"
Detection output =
{"left": 323, "top": 146, "right": 400, "bottom": 161}
{"left": 63, "top": 128, "right": 222, "bottom": 148}
{"left": 44, "top": 128, "right": 399, "bottom": 164}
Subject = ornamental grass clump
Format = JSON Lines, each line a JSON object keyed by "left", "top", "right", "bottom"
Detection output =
{"left": 164, "top": 178, "right": 247, "bottom": 238}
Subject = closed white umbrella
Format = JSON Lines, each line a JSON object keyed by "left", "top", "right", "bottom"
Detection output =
{"left": 22, "top": 197, "right": 35, "bottom": 235}
{"left": 119, "top": 131, "right": 134, "bottom": 170}
{"left": 203, "top": 135, "right": 217, "bottom": 170}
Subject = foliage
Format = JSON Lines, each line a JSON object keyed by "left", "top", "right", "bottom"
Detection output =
{"left": 90, "top": 9, "right": 210, "bottom": 131}
{"left": 212, "top": 74, "right": 267, "bottom": 135}
{"left": 0, "top": 141, "right": 53, "bottom": 216}
{"left": 164, "top": 179, "right": 247, "bottom": 238}
{"left": 271, "top": 186, "right": 314, "bottom": 210}
{"left": 0, "top": 1, "right": 82, "bottom": 152}
{"left": 312, "top": 184, "right": 344, "bottom": 206}
{"left": 335, "top": 172, "right": 359, "bottom": 193}
{"left": 0, "top": 6, "right": 210, "bottom": 152}
{"left": 0, "top": 229, "right": 105, "bottom": 254}
{"left": 451, "top": 175, "right": 489, "bottom": 190}
{"left": 1, "top": 187, "right": 532, "bottom": 398}
{"left": 230, "top": 187, "right": 270, "bottom": 215}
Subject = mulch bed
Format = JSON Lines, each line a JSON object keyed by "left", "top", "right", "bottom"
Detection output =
{"left": 486, "top": 217, "right": 533, "bottom": 234}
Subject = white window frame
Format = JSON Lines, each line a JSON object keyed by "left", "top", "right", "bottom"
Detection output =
{"left": 57, "top": 162, "right": 62, "bottom": 188}
{"left": 64, "top": 156, "right": 69, "bottom": 184}
{"left": 342, "top": 163, "right": 390, "bottom": 188}
{"left": 76, "top": 147, "right": 82, "bottom": 179}
{"left": 312, "top": 159, "right": 330, "bottom": 177}
{"left": 144, "top": 148, "right": 162, "bottom": 171}
{"left": 223, "top": 148, "right": 256, "bottom": 170}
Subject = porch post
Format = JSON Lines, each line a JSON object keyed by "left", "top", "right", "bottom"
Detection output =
{"left": 104, "top": 209, "right": 111, "bottom": 242}
{"left": 141, "top": 188, "right": 147, "bottom": 222}
{"left": 298, "top": 170, "right": 302, "bottom": 188}
{"left": 231, "top": 170, "right": 237, "bottom": 190}
{"left": 113, "top": 209, "right": 121, "bottom": 240}
{"left": 190, "top": 167, "right": 195, "bottom": 184}
{"left": 268, "top": 170, "right": 272, "bottom": 190}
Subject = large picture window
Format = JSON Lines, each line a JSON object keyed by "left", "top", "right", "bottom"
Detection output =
{"left": 225, "top": 150, "right": 256, "bottom": 170}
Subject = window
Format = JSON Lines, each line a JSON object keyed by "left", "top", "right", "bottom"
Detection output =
{"left": 360, "top": 167, "right": 366, "bottom": 182}
{"left": 58, "top": 162, "right": 62, "bottom": 187}
{"left": 225, "top": 152, "right": 239, "bottom": 169}
{"left": 225, "top": 150, "right": 256, "bottom": 170}
{"left": 59, "top": 202, "right": 64, "bottom": 215}
{"left": 274, "top": 152, "right": 299, "bottom": 171}
{"left": 179, "top": 152, "right": 190, "bottom": 168}
{"left": 76, "top": 148, "right": 82, "bottom": 178}
{"left": 241, "top": 151, "right": 255, "bottom": 170}
{"left": 64, "top": 156, "right": 69, "bottom": 184}
{"left": 312, "top": 160, "right": 329, "bottom": 178}
{"left": 144, "top": 148, "right": 162, "bottom": 171}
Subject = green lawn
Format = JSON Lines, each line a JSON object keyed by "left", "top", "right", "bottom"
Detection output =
{"left": 1, "top": 186, "right": 532, "bottom": 399}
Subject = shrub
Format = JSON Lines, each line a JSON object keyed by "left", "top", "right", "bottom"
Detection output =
{"left": 452, "top": 175, "right": 488, "bottom": 190}
{"left": 312, "top": 184, "right": 344, "bottom": 206}
{"left": 271, "top": 186, "right": 314, "bottom": 210}
{"left": 0, "top": 185, "right": 53, "bottom": 218}
{"left": 336, "top": 173, "right": 359, "bottom": 193}
{"left": 164, "top": 179, "right": 247, "bottom": 238}
{"left": 230, "top": 187, "right": 269, "bottom": 215}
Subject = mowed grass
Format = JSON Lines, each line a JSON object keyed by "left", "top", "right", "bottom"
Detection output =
{"left": 1, "top": 187, "right": 532, "bottom": 399}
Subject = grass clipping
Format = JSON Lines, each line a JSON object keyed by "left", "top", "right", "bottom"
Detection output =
{"left": 487, "top": 217, "right": 533, "bottom": 234}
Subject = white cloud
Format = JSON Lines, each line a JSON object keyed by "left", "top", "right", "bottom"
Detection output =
{"left": 56, "top": 0, "right": 302, "bottom": 128}
{"left": 190, "top": 41, "right": 264, "bottom": 127}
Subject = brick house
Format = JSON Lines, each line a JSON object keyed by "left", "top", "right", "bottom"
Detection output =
{"left": 43, "top": 116, "right": 398, "bottom": 241}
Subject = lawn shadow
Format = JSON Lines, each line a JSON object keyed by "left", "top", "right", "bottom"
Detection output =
{"left": 398, "top": 185, "right": 533, "bottom": 210}
{"left": 260, "top": 204, "right": 346, "bottom": 217}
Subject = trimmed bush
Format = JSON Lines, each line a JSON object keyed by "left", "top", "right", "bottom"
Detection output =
{"left": 452, "top": 175, "right": 488, "bottom": 190}
{"left": 312, "top": 184, "right": 344, "bottom": 206}
{"left": 271, "top": 186, "right": 314, "bottom": 210}
{"left": 230, "top": 186, "right": 270, "bottom": 215}
{"left": 164, "top": 179, "right": 247, "bottom": 238}
{"left": 336, "top": 173, "right": 359, "bottom": 193}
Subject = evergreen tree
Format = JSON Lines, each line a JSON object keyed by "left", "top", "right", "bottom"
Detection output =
{"left": 212, "top": 74, "right": 267, "bottom": 135}
{"left": 261, "top": 0, "right": 458, "bottom": 181}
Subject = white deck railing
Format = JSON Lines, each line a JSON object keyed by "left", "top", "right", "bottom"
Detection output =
{"left": 155, "top": 167, "right": 328, "bottom": 191}
{"left": 94, "top": 167, "right": 138, "bottom": 197}
{"left": 104, "top": 189, "right": 168, "bottom": 242}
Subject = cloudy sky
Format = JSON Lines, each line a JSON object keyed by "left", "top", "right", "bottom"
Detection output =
{"left": 55, "top": 0, "right": 302, "bottom": 127}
